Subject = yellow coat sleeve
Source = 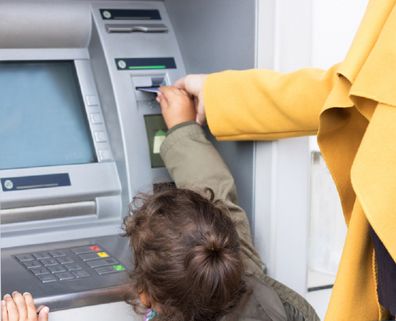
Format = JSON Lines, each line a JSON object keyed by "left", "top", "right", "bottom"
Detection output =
{"left": 204, "top": 65, "right": 339, "bottom": 141}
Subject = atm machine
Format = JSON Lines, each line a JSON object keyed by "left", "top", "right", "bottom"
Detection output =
{"left": 0, "top": 0, "right": 256, "bottom": 316}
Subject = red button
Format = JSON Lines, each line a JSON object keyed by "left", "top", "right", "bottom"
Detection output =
{"left": 89, "top": 245, "right": 101, "bottom": 252}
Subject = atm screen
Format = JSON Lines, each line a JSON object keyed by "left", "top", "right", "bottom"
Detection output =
{"left": 0, "top": 61, "right": 97, "bottom": 170}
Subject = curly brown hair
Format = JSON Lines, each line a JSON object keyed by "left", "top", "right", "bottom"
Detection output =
{"left": 123, "top": 188, "right": 247, "bottom": 321}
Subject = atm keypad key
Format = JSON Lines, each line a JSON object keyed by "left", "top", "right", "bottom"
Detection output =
{"left": 16, "top": 254, "right": 35, "bottom": 262}
{"left": 95, "top": 266, "right": 118, "bottom": 275}
{"left": 87, "top": 258, "right": 118, "bottom": 268}
{"left": 113, "top": 264, "right": 126, "bottom": 272}
{"left": 71, "top": 246, "right": 96, "bottom": 254}
{"left": 33, "top": 252, "right": 51, "bottom": 260}
{"left": 38, "top": 274, "right": 57, "bottom": 284}
{"left": 23, "top": 261, "right": 42, "bottom": 269}
{"left": 79, "top": 253, "right": 101, "bottom": 261}
{"left": 55, "top": 272, "right": 75, "bottom": 281}
{"left": 57, "top": 256, "right": 74, "bottom": 264}
{"left": 95, "top": 264, "right": 125, "bottom": 275}
{"left": 97, "top": 252, "right": 109, "bottom": 258}
{"left": 30, "top": 267, "right": 50, "bottom": 276}
{"left": 40, "top": 258, "right": 58, "bottom": 266}
{"left": 73, "top": 270, "right": 90, "bottom": 279}
{"left": 89, "top": 245, "right": 101, "bottom": 252}
{"left": 64, "top": 263, "right": 82, "bottom": 271}
{"left": 48, "top": 265, "right": 67, "bottom": 273}
{"left": 48, "top": 250, "right": 67, "bottom": 258}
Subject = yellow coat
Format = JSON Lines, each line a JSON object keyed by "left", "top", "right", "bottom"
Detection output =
{"left": 204, "top": 1, "right": 396, "bottom": 320}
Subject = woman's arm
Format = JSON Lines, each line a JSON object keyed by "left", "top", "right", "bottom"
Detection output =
{"left": 177, "top": 65, "right": 340, "bottom": 141}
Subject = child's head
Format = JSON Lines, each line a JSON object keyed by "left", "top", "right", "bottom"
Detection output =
{"left": 124, "top": 188, "right": 246, "bottom": 321}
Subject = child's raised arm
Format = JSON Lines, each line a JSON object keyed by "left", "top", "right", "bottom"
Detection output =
{"left": 157, "top": 86, "right": 264, "bottom": 276}
{"left": 157, "top": 86, "right": 320, "bottom": 321}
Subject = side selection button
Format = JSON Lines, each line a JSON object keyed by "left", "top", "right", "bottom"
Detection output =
{"left": 98, "top": 150, "right": 112, "bottom": 161}
{"left": 94, "top": 131, "right": 107, "bottom": 143}
{"left": 90, "top": 113, "right": 103, "bottom": 124}
{"left": 86, "top": 95, "right": 99, "bottom": 106}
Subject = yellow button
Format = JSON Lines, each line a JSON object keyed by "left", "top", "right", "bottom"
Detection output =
{"left": 97, "top": 252, "right": 109, "bottom": 258}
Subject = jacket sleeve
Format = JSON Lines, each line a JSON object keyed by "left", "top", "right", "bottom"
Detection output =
{"left": 204, "top": 65, "right": 339, "bottom": 141}
{"left": 160, "top": 123, "right": 265, "bottom": 275}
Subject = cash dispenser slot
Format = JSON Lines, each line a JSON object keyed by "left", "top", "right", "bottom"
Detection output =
{"left": 106, "top": 24, "right": 168, "bottom": 33}
{"left": 0, "top": 201, "right": 97, "bottom": 224}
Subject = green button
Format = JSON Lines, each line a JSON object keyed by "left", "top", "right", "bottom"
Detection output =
{"left": 113, "top": 264, "right": 126, "bottom": 271}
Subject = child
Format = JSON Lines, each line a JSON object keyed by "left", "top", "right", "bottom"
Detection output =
{"left": 2, "top": 87, "right": 319, "bottom": 321}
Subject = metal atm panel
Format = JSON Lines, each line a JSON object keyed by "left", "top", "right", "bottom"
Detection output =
{"left": 1, "top": 0, "right": 257, "bottom": 313}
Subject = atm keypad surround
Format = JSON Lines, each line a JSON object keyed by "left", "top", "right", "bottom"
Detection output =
{"left": 15, "top": 244, "right": 127, "bottom": 284}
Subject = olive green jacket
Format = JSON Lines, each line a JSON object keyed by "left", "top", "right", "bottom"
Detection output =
{"left": 160, "top": 123, "right": 319, "bottom": 321}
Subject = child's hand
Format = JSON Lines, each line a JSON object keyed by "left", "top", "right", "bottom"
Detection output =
{"left": 157, "top": 86, "right": 196, "bottom": 129}
{"left": 2, "top": 292, "right": 49, "bottom": 321}
{"left": 174, "top": 74, "right": 208, "bottom": 125}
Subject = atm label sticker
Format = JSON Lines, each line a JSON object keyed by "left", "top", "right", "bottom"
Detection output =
{"left": 153, "top": 130, "right": 166, "bottom": 154}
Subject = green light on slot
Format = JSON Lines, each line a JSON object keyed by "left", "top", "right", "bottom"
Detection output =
{"left": 128, "top": 65, "right": 167, "bottom": 70}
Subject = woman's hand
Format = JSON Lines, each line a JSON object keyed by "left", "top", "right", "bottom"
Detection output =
{"left": 174, "top": 74, "right": 207, "bottom": 125}
{"left": 157, "top": 86, "right": 196, "bottom": 130}
{"left": 2, "top": 292, "right": 49, "bottom": 321}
